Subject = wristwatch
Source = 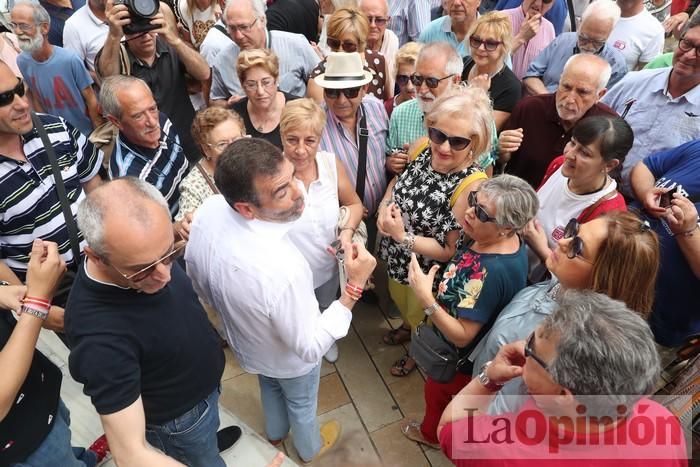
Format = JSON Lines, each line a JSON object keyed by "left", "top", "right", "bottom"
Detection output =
{"left": 478, "top": 360, "right": 504, "bottom": 392}
{"left": 423, "top": 302, "right": 440, "bottom": 316}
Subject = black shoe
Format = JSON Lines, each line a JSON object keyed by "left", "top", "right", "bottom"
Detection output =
{"left": 217, "top": 425, "right": 242, "bottom": 452}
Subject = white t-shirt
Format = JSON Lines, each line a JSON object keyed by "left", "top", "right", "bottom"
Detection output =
{"left": 63, "top": 4, "right": 109, "bottom": 71}
{"left": 607, "top": 9, "right": 664, "bottom": 70}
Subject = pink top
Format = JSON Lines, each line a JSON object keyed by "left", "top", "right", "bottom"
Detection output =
{"left": 503, "top": 6, "right": 555, "bottom": 80}
{"left": 0, "top": 33, "right": 22, "bottom": 78}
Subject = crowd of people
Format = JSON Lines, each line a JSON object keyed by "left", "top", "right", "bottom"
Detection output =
{"left": 0, "top": 0, "right": 697, "bottom": 465}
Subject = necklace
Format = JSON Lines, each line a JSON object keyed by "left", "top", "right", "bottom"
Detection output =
{"left": 250, "top": 93, "right": 281, "bottom": 133}
{"left": 569, "top": 174, "right": 608, "bottom": 196}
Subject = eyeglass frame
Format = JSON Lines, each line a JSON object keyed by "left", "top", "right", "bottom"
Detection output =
{"left": 576, "top": 33, "right": 606, "bottom": 51}
{"left": 524, "top": 331, "right": 549, "bottom": 370}
{"left": 227, "top": 16, "right": 259, "bottom": 34}
{"left": 396, "top": 74, "right": 411, "bottom": 87}
{"left": 427, "top": 127, "right": 472, "bottom": 152}
{"left": 467, "top": 191, "right": 498, "bottom": 224}
{"left": 10, "top": 21, "right": 40, "bottom": 32}
{"left": 562, "top": 218, "right": 594, "bottom": 263}
{"left": 109, "top": 240, "right": 186, "bottom": 282}
{"left": 366, "top": 15, "right": 388, "bottom": 26}
{"left": 409, "top": 73, "right": 454, "bottom": 89}
{"left": 0, "top": 78, "right": 25, "bottom": 107}
{"left": 323, "top": 86, "right": 362, "bottom": 99}
{"left": 325, "top": 36, "right": 359, "bottom": 53}
{"left": 678, "top": 36, "right": 700, "bottom": 56}
{"left": 469, "top": 35, "right": 503, "bottom": 51}
{"left": 242, "top": 77, "right": 276, "bottom": 92}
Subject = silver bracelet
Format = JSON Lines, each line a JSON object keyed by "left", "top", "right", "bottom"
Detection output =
{"left": 19, "top": 304, "right": 48, "bottom": 321}
{"left": 402, "top": 232, "right": 416, "bottom": 251}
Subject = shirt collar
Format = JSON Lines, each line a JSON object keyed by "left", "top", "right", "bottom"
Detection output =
{"left": 441, "top": 15, "right": 453, "bottom": 33}
{"left": 86, "top": 3, "right": 107, "bottom": 26}
{"left": 241, "top": 212, "right": 298, "bottom": 240}
{"left": 653, "top": 68, "right": 700, "bottom": 104}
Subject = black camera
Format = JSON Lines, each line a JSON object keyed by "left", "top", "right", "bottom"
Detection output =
{"left": 114, "top": 0, "right": 159, "bottom": 35}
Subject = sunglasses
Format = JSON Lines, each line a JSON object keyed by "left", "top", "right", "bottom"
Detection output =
{"left": 396, "top": 74, "right": 411, "bottom": 86}
{"left": 0, "top": 78, "right": 25, "bottom": 107}
{"left": 562, "top": 218, "right": 593, "bottom": 263}
{"left": 326, "top": 37, "right": 358, "bottom": 53}
{"left": 410, "top": 73, "right": 454, "bottom": 89}
{"left": 367, "top": 15, "right": 388, "bottom": 25}
{"left": 111, "top": 241, "right": 186, "bottom": 282}
{"left": 467, "top": 191, "right": 497, "bottom": 224}
{"left": 324, "top": 86, "right": 362, "bottom": 99}
{"left": 469, "top": 35, "right": 502, "bottom": 51}
{"left": 525, "top": 331, "right": 549, "bottom": 370}
{"left": 427, "top": 127, "right": 472, "bottom": 151}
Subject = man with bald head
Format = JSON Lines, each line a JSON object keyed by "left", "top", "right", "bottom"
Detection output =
{"left": 66, "top": 176, "right": 230, "bottom": 466}
{"left": 501, "top": 54, "right": 618, "bottom": 187}
{"left": 360, "top": 0, "right": 399, "bottom": 90}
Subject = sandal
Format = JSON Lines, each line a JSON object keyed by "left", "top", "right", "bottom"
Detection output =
{"left": 400, "top": 419, "right": 440, "bottom": 449}
{"left": 390, "top": 354, "right": 416, "bottom": 377}
{"left": 383, "top": 326, "right": 411, "bottom": 345}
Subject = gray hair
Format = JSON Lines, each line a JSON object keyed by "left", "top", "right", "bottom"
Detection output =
{"left": 13, "top": 0, "right": 51, "bottom": 26}
{"left": 542, "top": 290, "right": 660, "bottom": 413}
{"left": 681, "top": 10, "right": 700, "bottom": 37}
{"left": 581, "top": 0, "right": 621, "bottom": 28}
{"left": 225, "top": 0, "right": 267, "bottom": 18}
{"left": 417, "top": 41, "right": 463, "bottom": 77}
{"left": 562, "top": 54, "right": 612, "bottom": 91}
{"left": 478, "top": 174, "right": 538, "bottom": 231}
{"left": 77, "top": 177, "right": 169, "bottom": 258}
{"left": 99, "top": 75, "right": 151, "bottom": 120}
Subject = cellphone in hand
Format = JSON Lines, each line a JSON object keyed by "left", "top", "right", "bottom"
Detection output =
{"left": 659, "top": 186, "right": 680, "bottom": 208}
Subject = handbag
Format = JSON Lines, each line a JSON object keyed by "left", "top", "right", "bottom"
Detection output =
{"left": 410, "top": 319, "right": 467, "bottom": 383}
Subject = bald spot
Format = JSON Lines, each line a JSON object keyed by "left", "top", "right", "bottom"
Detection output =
{"left": 562, "top": 54, "right": 609, "bottom": 89}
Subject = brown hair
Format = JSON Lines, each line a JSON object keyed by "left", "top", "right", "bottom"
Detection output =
{"left": 327, "top": 7, "right": 369, "bottom": 51}
{"left": 191, "top": 107, "right": 245, "bottom": 147}
{"left": 590, "top": 211, "right": 659, "bottom": 319}
{"left": 235, "top": 48, "right": 280, "bottom": 83}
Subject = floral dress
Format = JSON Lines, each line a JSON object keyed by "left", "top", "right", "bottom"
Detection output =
{"left": 378, "top": 147, "right": 483, "bottom": 286}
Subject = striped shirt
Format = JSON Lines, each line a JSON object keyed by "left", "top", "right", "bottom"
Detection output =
{"left": 502, "top": 6, "right": 555, "bottom": 80}
{"left": 109, "top": 113, "right": 189, "bottom": 217}
{"left": 320, "top": 95, "right": 388, "bottom": 215}
{"left": 388, "top": 0, "right": 432, "bottom": 46}
{"left": 0, "top": 113, "right": 102, "bottom": 279}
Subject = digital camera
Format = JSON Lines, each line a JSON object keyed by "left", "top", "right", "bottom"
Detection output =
{"left": 114, "top": 0, "right": 159, "bottom": 35}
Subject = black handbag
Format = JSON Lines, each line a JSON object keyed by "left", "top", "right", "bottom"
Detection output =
{"left": 410, "top": 320, "right": 468, "bottom": 384}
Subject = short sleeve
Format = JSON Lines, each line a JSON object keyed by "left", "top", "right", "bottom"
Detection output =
{"left": 310, "top": 60, "right": 325, "bottom": 79}
{"left": 643, "top": 144, "right": 688, "bottom": 179}
{"left": 523, "top": 37, "right": 557, "bottom": 79}
{"left": 490, "top": 71, "right": 521, "bottom": 113}
{"left": 299, "top": 38, "right": 322, "bottom": 74}
{"left": 70, "top": 53, "right": 94, "bottom": 91}
{"left": 210, "top": 64, "right": 231, "bottom": 100}
{"left": 455, "top": 260, "right": 508, "bottom": 323}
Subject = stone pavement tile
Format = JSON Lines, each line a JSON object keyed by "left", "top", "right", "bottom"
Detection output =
{"left": 352, "top": 300, "right": 398, "bottom": 357}
{"left": 423, "top": 445, "right": 453, "bottom": 467}
{"left": 370, "top": 419, "right": 431, "bottom": 467}
{"left": 222, "top": 347, "right": 246, "bottom": 381}
{"left": 220, "top": 372, "right": 266, "bottom": 434}
{"left": 318, "top": 372, "right": 351, "bottom": 415}
{"left": 335, "top": 326, "right": 403, "bottom": 432}
{"left": 388, "top": 373, "right": 427, "bottom": 421}
{"left": 320, "top": 359, "right": 336, "bottom": 377}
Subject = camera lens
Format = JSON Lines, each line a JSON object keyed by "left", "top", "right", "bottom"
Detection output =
{"left": 131, "top": 0, "right": 158, "bottom": 17}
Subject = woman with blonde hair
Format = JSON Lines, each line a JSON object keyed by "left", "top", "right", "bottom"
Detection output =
{"left": 461, "top": 12, "right": 521, "bottom": 130}
{"left": 231, "top": 49, "right": 298, "bottom": 149}
{"left": 384, "top": 41, "right": 422, "bottom": 117}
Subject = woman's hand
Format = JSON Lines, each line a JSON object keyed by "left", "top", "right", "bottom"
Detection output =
{"left": 378, "top": 203, "right": 406, "bottom": 242}
{"left": 642, "top": 187, "right": 671, "bottom": 218}
{"left": 487, "top": 340, "right": 526, "bottom": 385}
{"left": 174, "top": 212, "right": 194, "bottom": 241}
{"left": 470, "top": 73, "right": 491, "bottom": 92}
{"left": 25, "top": 240, "right": 66, "bottom": 301}
{"left": 0, "top": 285, "right": 26, "bottom": 312}
{"left": 665, "top": 193, "right": 699, "bottom": 235}
{"left": 663, "top": 12, "right": 688, "bottom": 36}
{"left": 522, "top": 219, "right": 551, "bottom": 261}
{"left": 407, "top": 253, "right": 439, "bottom": 307}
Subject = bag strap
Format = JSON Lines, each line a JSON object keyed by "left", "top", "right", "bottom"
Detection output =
{"left": 578, "top": 190, "right": 618, "bottom": 224}
{"left": 31, "top": 112, "right": 82, "bottom": 263}
{"left": 195, "top": 161, "right": 219, "bottom": 194}
{"left": 450, "top": 171, "right": 488, "bottom": 208}
{"left": 355, "top": 104, "right": 369, "bottom": 201}
{"left": 408, "top": 137, "right": 429, "bottom": 162}
{"left": 118, "top": 43, "right": 131, "bottom": 76}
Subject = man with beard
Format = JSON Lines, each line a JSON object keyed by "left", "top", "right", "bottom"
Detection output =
{"left": 501, "top": 54, "right": 617, "bottom": 188}
{"left": 185, "top": 137, "right": 377, "bottom": 464}
{"left": 11, "top": 0, "right": 102, "bottom": 136}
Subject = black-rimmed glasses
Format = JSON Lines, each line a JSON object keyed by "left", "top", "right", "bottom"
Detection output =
{"left": 562, "top": 218, "right": 593, "bottom": 263}
{"left": 467, "top": 191, "right": 497, "bottom": 224}
{"left": 469, "top": 35, "right": 502, "bottom": 51}
{"left": 410, "top": 73, "right": 454, "bottom": 89}
{"left": 323, "top": 87, "right": 362, "bottom": 99}
{"left": 0, "top": 78, "right": 25, "bottom": 107}
{"left": 525, "top": 331, "right": 549, "bottom": 370}
{"left": 678, "top": 37, "right": 700, "bottom": 56}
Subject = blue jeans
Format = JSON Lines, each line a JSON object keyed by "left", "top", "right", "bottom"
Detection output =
{"left": 258, "top": 364, "right": 322, "bottom": 462}
{"left": 13, "top": 400, "right": 97, "bottom": 467}
{"left": 145, "top": 387, "right": 225, "bottom": 467}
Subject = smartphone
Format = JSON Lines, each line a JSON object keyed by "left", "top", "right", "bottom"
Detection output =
{"left": 329, "top": 239, "right": 344, "bottom": 262}
{"left": 659, "top": 186, "right": 680, "bottom": 208}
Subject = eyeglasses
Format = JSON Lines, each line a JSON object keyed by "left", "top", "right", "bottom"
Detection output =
{"left": 524, "top": 331, "right": 549, "bottom": 370}
{"left": 678, "top": 37, "right": 700, "bottom": 56}
{"left": 326, "top": 37, "right": 359, "bottom": 53}
{"left": 227, "top": 17, "right": 258, "bottom": 34}
{"left": 396, "top": 74, "right": 410, "bottom": 86}
{"left": 0, "top": 78, "right": 25, "bottom": 107}
{"left": 367, "top": 15, "right": 388, "bottom": 26}
{"left": 206, "top": 138, "right": 239, "bottom": 153}
{"left": 427, "top": 127, "right": 472, "bottom": 151}
{"left": 242, "top": 77, "right": 276, "bottom": 92}
{"left": 110, "top": 241, "right": 186, "bottom": 282}
{"left": 324, "top": 86, "right": 362, "bottom": 99}
{"left": 9, "top": 22, "right": 36, "bottom": 32}
{"left": 467, "top": 191, "right": 497, "bottom": 223}
{"left": 469, "top": 35, "right": 502, "bottom": 51}
{"left": 410, "top": 73, "right": 454, "bottom": 89}
{"left": 562, "top": 218, "right": 593, "bottom": 263}
{"left": 577, "top": 33, "right": 606, "bottom": 50}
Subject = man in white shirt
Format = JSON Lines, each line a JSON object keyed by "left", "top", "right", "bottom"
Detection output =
{"left": 184, "top": 137, "right": 377, "bottom": 464}
{"left": 608, "top": 0, "right": 665, "bottom": 70}
{"left": 62, "top": 0, "right": 109, "bottom": 73}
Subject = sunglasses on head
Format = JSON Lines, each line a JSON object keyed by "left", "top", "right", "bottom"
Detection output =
{"left": 0, "top": 78, "right": 25, "bottom": 107}
{"left": 467, "top": 190, "right": 497, "bottom": 223}
{"left": 469, "top": 35, "right": 502, "bottom": 51}
{"left": 525, "top": 331, "right": 549, "bottom": 370}
{"left": 410, "top": 73, "right": 454, "bottom": 89}
{"left": 326, "top": 37, "right": 358, "bottom": 53}
{"left": 324, "top": 86, "right": 362, "bottom": 99}
{"left": 396, "top": 74, "right": 411, "bottom": 86}
{"left": 562, "top": 218, "right": 593, "bottom": 263}
{"left": 427, "top": 127, "right": 472, "bottom": 151}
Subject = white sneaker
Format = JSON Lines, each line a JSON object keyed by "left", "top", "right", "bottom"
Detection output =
{"left": 324, "top": 342, "right": 339, "bottom": 363}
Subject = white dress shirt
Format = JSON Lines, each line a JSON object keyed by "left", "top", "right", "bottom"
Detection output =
{"left": 185, "top": 195, "right": 353, "bottom": 379}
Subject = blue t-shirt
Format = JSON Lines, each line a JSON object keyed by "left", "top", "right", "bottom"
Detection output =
{"left": 17, "top": 46, "right": 94, "bottom": 136}
{"left": 638, "top": 139, "right": 700, "bottom": 347}
{"left": 494, "top": 0, "right": 568, "bottom": 35}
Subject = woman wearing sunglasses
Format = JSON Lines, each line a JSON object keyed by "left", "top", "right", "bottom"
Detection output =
{"left": 308, "top": 8, "right": 392, "bottom": 103}
{"left": 376, "top": 86, "right": 493, "bottom": 377}
{"left": 523, "top": 115, "right": 632, "bottom": 275}
{"left": 399, "top": 175, "right": 539, "bottom": 448}
{"left": 460, "top": 12, "right": 521, "bottom": 131}
{"left": 470, "top": 210, "right": 659, "bottom": 415}
{"left": 384, "top": 41, "right": 422, "bottom": 117}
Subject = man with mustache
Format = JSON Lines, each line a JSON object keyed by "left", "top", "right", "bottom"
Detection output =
{"left": 99, "top": 75, "right": 189, "bottom": 221}
{"left": 501, "top": 54, "right": 617, "bottom": 188}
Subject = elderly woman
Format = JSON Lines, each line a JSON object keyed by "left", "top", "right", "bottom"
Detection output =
{"left": 308, "top": 8, "right": 392, "bottom": 103}
{"left": 524, "top": 116, "right": 631, "bottom": 268}
{"left": 283, "top": 98, "right": 364, "bottom": 363}
{"left": 400, "top": 175, "right": 539, "bottom": 448}
{"left": 470, "top": 210, "right": 660, "bottom": 415}
{"left": 231, "top": 49, "right": 298, "bottom": 149}
{"left": 175, "top": 107, "right": 245, "bottom": 232}
{"left": 384, "top": 41, "right": 422, "bottom": 117}
{"left": 377, "top": 85, "right": 493, "bottom": 377}
{"left": 460, "top": 12, "right": 521, "bottom": 130}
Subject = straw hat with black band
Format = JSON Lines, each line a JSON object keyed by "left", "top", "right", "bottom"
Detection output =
{"left": 314, "top": 51, "right": 373, "bottom": 89}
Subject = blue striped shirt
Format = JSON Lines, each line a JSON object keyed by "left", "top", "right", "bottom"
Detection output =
{"left": 320, "top": 96, "right": 388, "bottom": 215}
{"left": 0, "top": 113, "right": 102, "bottom": 278}
{"left": 109, "top": 113, "right": 189, "bottom": 217}
{"left": 388, "top": 0, "right": 432, "bottom": 46}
